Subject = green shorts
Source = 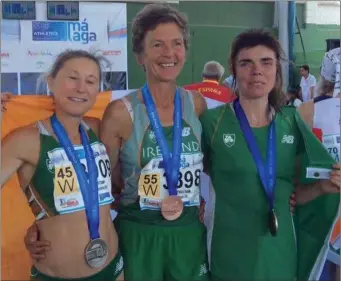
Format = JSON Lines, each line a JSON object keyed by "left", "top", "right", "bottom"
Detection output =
{"left": 115, "top": 219, "right": 209, "bottom": 281}
{"left": 30, "top": 252, "right": 123, "bottom": 281}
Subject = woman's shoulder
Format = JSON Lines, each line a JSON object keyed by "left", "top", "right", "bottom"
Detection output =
{"left": 201, "top": 103, "right": 231, "bottom": 121}
{"left": 199, "top": 103, "right": 232, "bottom": 133}
{"left": 279, "top": 104, "right": 299, "bottom": 117}
{"left": 2, "top": 122, "right": 40, "bottom": 156}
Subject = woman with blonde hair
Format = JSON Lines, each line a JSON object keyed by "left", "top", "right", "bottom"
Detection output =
{"left": 1, "top": 49, "right": 124, "bottom": 281}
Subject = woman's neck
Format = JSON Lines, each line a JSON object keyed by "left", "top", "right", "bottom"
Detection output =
{"left": 239, "top": 95, "right": 271, "bottom": 127}
{"left": 146, "top": 78, "right": 177, "bottom": 109}
{"left": 54, "top": 109, "right": 82, "bottom": 140}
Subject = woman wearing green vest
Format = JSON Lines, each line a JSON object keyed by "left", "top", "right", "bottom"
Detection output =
{"left": 1, "top": 50, "right": 124, "bottom": 280}
{"left": 200, "top": 29, "right": 340, "bottom": 280}
{"left": 99, "top": 4, "right": 209, "bottom": 280}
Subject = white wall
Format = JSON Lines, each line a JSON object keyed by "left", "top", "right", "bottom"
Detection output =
{"left": 305, "top": 1, "right": 340, "bottom": 25}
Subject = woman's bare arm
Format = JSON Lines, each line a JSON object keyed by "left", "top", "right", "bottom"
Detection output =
{"left": 1, "top": 126, "right": 40, "bottom": 186}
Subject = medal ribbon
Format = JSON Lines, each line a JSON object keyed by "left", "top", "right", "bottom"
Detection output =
{"left": 51, "top": 114, "right": 100, "bottom": 240}
{"left": 233, "top": 98, "right": 277, "bottom": 212}
{"left": 142, "top": 84, "right": 182, "bottom": 196}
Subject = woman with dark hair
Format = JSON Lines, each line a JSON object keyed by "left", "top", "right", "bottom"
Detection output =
{"left": 1, "top": 50, "right": 124, "bottom": 280}
{"left": 200, "top": 29, "right": 340, "bottom": 280}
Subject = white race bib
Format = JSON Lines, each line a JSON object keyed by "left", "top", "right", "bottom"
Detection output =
{"left": 138, "top": 153, "right": 203, "bottom": 210}
{"left": 323, "top": 134, "right": 340, "bottom": 163}
{"left": 48, "top": 142, "right": 113, "bottom": 214}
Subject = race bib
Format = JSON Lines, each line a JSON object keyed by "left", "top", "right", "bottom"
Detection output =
{"left": 49, "top": 142, "right": 113, "bottom": 214}
{"left": 54, "top": 165, "right": 79, "bottom": 196}
{"left": 138, "top": 153, "right": 203, "bottom": 210}
{"left": 323, "top": 134, "right": 340, "bottom": 163}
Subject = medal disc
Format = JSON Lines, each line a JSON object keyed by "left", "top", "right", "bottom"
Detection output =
{"left": 161, "top": 196, "right": 183, "bottom": 221}
{"left": 268, "top": 209, "right": 278, "bottom": 237}
{"left": 84, "top": 238, "right": 108, "bottom": 268}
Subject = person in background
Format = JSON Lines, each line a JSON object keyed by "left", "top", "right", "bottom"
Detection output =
{"left": 184, "top": 61, "right": 235, "bottom": 218}
{"left": 298, "top": 47, "right": 340, "bottom": 281}
{"left": 286, "top": 88, "right": 302, "bottom": 107}
{"left": 184, "top": 60, "right": 235, "bottom": 109}
{"left": 299, "top": 64, "right": 316, "bottom": 102}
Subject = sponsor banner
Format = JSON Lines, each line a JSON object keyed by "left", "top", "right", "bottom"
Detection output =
{"left": 1, "top": 2, "right": 127, "bottom": 95}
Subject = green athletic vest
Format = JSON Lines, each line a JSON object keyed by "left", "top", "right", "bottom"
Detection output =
{"left": 200, "top": 104, "right": 338, "bottom": 280}
{"left": 26, "top": 120, "right": 113, "bottom": 220}
{"left": 118, "top": 89, "right": 203, "bottom": 226}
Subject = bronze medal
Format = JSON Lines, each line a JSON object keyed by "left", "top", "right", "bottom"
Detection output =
{"left": 161, "top": 195, "right": 183, "bottom": 221}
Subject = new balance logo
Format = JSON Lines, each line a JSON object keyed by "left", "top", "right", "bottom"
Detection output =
{"left": 199, "top": 263, "right": 208, "bottom": 276}
{"left": 114, "top": 256, "right": 124, "bottom": 275}
{"left": 281, "top": 135, "right": 294, "bottom": 144}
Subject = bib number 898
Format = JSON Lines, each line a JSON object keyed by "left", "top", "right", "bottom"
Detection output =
{"left": 163, "top": 169, "right": 201, "bottom": 189}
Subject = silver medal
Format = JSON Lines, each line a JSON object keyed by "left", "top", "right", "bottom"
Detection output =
{"left": 84, "top": 238, "right": 108, "bottom": 268}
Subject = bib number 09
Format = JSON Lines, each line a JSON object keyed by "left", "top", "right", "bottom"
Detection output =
{"left": 163, "top": 169, "right": 201, "bottom": 189}
{"left": 80, "top": 159, "right": 111, "bottom": 178}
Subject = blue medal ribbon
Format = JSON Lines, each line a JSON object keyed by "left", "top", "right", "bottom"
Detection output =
{"left": 51, "top": 114, "right": 100, "bottom": 240}
{"left": 142, "top": 84, "right": 182, "bottom": 196}
{"left": 233, "top": 98, "right": 277, "bottom": 212}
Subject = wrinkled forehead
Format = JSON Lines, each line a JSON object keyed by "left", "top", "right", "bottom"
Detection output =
{"left": 144, "top": 23, "right": 184, "bottom": 43}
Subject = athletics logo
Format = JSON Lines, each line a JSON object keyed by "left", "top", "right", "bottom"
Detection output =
{"left": 223, "top": 133, "right": 235, "bottom": 147}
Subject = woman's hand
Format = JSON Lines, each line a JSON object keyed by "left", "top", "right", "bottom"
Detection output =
{"left": 1, "top": 92, "right": 12, "bottom": 112}
{"left": 24, "top": 223, "right": 51, "bottom": 261}
{"left": 295, "top": 163, "right": 340, "bottom": 205}
{"left": 319, "top": 163, "right": 341, "bottom": 194}
{"left": 199, "top": 198, "right": 205, "bottom": 222}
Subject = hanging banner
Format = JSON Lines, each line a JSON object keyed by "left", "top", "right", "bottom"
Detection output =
{"left": 1, "top": 2, "right": 128, "bottom": 95}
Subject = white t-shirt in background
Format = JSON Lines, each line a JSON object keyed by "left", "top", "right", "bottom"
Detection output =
{"left": 300, "top": 73, "right": 316, "bottom": 102}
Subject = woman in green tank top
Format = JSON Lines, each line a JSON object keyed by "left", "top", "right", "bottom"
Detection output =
{"left": 200, "top": 29, "right": 340, "bottom": 281}
{"left": 98, "top": 4, "right": 209, "bottom": 281}
{"left": 1, "top": 50, "right": 124, "bottom": 281}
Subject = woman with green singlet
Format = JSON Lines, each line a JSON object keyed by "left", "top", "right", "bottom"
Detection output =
{"left": 200, "top": 29, "right": 340, "bottom": 281}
